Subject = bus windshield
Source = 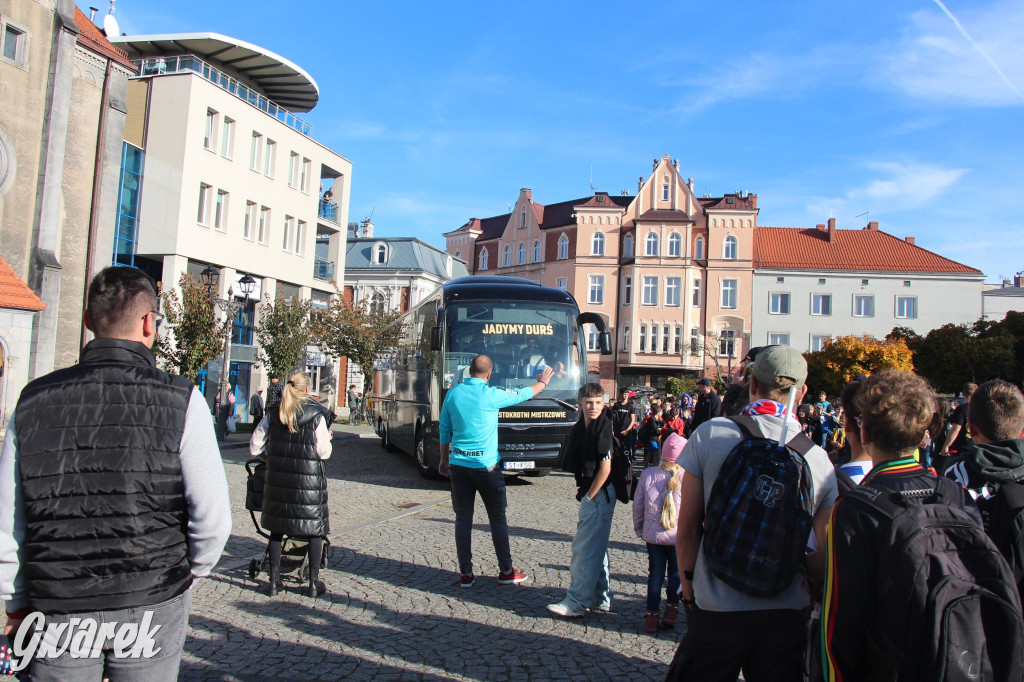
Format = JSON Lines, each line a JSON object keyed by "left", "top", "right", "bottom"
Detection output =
{"left": 443, "top": 301, "right": 584, "bottom": 401}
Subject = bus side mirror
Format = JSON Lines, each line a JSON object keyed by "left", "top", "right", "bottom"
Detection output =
{"left": 599, "top": 331, "right": 612, "bottom": 355}
{"left": 430, "top": 326, "right": 442, "bottom": 351}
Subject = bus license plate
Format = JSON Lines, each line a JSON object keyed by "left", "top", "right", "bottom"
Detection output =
{"left": 503, "top": 460, "right": 534, "bottom": 470}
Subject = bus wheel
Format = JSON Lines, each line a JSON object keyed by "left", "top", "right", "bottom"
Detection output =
{"left": 415, "top": 430, "right": 442, "bottom": 480}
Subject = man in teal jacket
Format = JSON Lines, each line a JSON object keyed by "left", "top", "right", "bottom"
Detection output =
{"left": 439, "top": 354, "right": 554, "bottom": 588}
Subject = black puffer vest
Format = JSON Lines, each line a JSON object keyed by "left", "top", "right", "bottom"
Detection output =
{"left": 13, "top": 339, "right": 193, "bottom": 614}
{"left": 261, "top": 400, "right": 330, "bottom": 538}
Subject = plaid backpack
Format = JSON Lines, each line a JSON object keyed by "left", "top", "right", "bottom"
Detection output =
{"left": 703, "top": 415, "right": 816, "bottom": 597}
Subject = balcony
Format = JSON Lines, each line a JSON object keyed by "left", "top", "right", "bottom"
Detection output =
{"left": 314, "top": 257, "right": 335, "bottom": 281}
{"left": 318, "top": 200, "right": 340, "bottom": 225}
{"left": 134, "top": 55, "right": 313, "bottom": 137}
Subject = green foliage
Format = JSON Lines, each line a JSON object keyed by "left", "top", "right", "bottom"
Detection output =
{"left": 665, "top": 376, "right": 698, "bottom": 397}
{"left": 311, "top": 297, "right": 405, "bottom": 396}
{"left": 156, "top": 273, "right": 229, "bottom": 382}
{"left": 910, "top": 322, "right": 1016, "bottom": 394}
{"left": 253, "top": 295, "right": 314, "bottom": 379}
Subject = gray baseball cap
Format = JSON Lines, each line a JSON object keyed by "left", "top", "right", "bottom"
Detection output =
{"left": 750, "top": 345, "right": 807, "bottom": 389}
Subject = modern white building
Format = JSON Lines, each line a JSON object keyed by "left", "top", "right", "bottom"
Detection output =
{"left": 983, "top": 279, "right": 1024, "bottom": 321}
{"left": 110, "top": 33, "right": 352, "bottom": 415}
{"left": 752, "top": 220, "right": 984, "bottom": 352}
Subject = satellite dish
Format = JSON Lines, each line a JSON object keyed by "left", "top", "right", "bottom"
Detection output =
{"left": 103, "top": 13, "right": 120, "bottom": 37}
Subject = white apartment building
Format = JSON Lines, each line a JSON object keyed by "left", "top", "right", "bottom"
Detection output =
{"left": 110, "top": 33, "right": 352, "bottom": 415}
{"left": 752, "top": 221, "right": 984, "bottom": 352}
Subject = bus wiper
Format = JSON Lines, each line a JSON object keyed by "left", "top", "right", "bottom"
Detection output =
{"left": 535, "top": 396, "right": 577, "bottom": 411}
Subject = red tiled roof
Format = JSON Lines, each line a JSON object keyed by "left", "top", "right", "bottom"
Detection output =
{"left": 704, "top": 194, "right": 758, "bottom": 210}
{"left": 73, "top": 8, "right": 136, "bottom": 70}
{"left": 475, "top": 194, "right": 633, "bottom": 242}
{"left": 0, "top": 256, "right": 45, "bottom": 311}
{"left": 754, "top": 227, "right": 981, "bottom": 274}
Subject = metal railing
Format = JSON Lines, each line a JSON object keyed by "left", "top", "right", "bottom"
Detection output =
{"left": 313, "top": 257, "right": 335, "bottom": 281}
{"left": 134, "top": 55, "right": 313, "bottom": 137}
{"left": 318, "top": 200, "right": 339, "bottom": 224}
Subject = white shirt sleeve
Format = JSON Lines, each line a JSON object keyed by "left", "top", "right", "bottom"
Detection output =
{"left": 249, "top": 415, "right": 270, "bottom": 459}
{"left": 315, "top": 418, "right": 333, "bottom": 460}
{"left": 0, "top": 416, "right": 27, "bottom": 610}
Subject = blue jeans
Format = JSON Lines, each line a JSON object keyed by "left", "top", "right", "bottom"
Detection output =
{"left": 564, "top": 486, "right": 615, "bottom": 610}
{"left": 646, "top": 542, "right": 680, "bottom": 612}
{"left": 450, "top": 464, "right": 512, "bottom": 575}
{"left": 29, "top": 590, "right": 191, "bottom": 682}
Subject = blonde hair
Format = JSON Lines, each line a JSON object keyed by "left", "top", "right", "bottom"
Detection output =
{"left": 659, "top": 461, "right": 684, "bottom": 530}
{"left": 279, "top": 370, "right": 314, "bottom": 433}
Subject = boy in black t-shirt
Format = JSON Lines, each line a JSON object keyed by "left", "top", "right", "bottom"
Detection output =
{"left": 938, "top": 382, "right": 977, "bottom": 474}
{"left": 548, "top": 383, "right": 616, "bottom": 618}
{"left": 610, "top": 388, "right": 636, "bottom": 457}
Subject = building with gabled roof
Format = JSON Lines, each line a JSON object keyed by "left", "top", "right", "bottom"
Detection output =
{"left": 0, "top": 255, "right": 45, "bottom": 431}
{"left": 751, "top": 219, "right": 983, "bottom": 352}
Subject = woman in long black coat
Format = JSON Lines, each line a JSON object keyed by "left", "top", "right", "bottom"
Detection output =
{"left": 249, "top": 370, "right": 333, "bottom": 597}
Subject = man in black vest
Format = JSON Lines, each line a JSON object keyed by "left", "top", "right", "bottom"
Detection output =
{"left": 0, "top": 266, "right": 231, "bottom": 681}
{"left": 691, "top": 378, "right": 722, "bottom": 431}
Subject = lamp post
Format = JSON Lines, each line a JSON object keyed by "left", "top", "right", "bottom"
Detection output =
{"left": 201, "top": 266, "right": 257, "bottom": 441}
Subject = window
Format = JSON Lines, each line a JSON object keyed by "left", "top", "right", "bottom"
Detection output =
{"left": 1, "top": 23, "right": 26, "bottom": 65}
{"left": 214, "top": 190, "right": 228, "bottom": 230}
{"left": 249, "top": 133, "right": 262, "bottom": 171}
{"left": 288, "top": 152, "right": 299, "bottom": 187}
{"left": 663, "top": 326, "right": 670, "bottom": 353}
{"left": 692, "top": 278, "right": 701, "bottom": 307}
{"left": 375, "top": 243, "right": 388, "bottom": 264}
{"left": 623, "top": 277, "right": 632, "bottom": 305}
{"left": 666, "top": 277, "right": 681, "bottom": 306}
{"left": 587, "top": 329, "right": 600, "bottom": 352}
{"left": 662, "top": 184, "right": 669, "bottom": 201}
{"left": 370, "top": 292, "right": 386, "bottom": 316}
{"left": 479, "top": 249, "right": 488, "bottom": 270}
{"left": 296, "top": 220, "right": 306, "bottom": 255}
{"left": 640, "top": 325, "right": 647, "bottom": 352}
{"left": 592, "top": 232, "right": 605, "bottom": 256}
{"left": 197, "top": 184, "right": 212, "bottom": 224}
{"left": 811, "top": 293, "right": 832, "bottom": 316}
{"left": 243, "top": 201, "right": 256, "bottom": 240}
{"left": 690, "top": 328, "right": 700, "bottom": 355}
{"left": 810, "top": 335, "right": 831, "bottom": 353}
{"left": 263, "top": 139, "right": 276, "bottom": 177}
{"left": 818, "top": 278, "right": 826, "bottom": 285}
{"left": 853, "top": 295, "right": 875, "bottom": 317}
{"left": 258, "top": 206, "right": 270, "bottom": 244}
{"left": 769, "top": 292, "right": 790, "bottom": 315}
{"left": 695, "top": 236, "right": 705, "bottom": 260}
{"left": 645, "top": 232, "right": 659, "bottom": 256}
{"left": 623, "top": 234, "right": 634, "bottom": 258}
{"left": 668, "top": 233, "right": 681, "bottom": 257}
{"left": 454, "top": 250, "right": 461, "bottom": 260}
{"left": 557, "top": 234, "right": 569, "bottom": 260}
{"left": 220, "top": 118, "right": 234, "bottom": 158}
{"left": 517, "top": 243, "right": 526, "bottom": 265}
{"left": 896, "top": 296, "right": 917, "bottom": 319}
{"left": 769, "top": 333, "right": 790, "bottom": 346}
{"left": 776, "top": 276, "right": 785, "bottom": 283}
{"left": 903, "top": 280, "right": 912, "bottom": 287}
{"left": 503, "top": 245, "right": 511, "bottom": 267}
{"left": 861, "top": 279, "right": 870, "bottom": 286}
{"left": 719, "top": 330, "right": 736, "bottom": 357}
{"left": 721, "top": 279, "right": 737, "bottom": 309}
{"left": 724, "top": 235, "right": 738, "bottom": 260}
{"left": 204, "top": 109, "right": 217, "bottom": 151}
{"left": 520, "top": 211, "right": 526, "bottom": 229}
{"left": 533, "top": 240, "right": 541, "bottom": 262}
{"left": 643, "top": 276, "right": 658, "bottom": 306}
{"left": 556, "top": 277, "right": 567, "bottom": 291}
{"left": 282, "top": 216, "right": 293, "bottom": 251}
{"left": 588, "top": 275, "right": 604, "bottom": 304}
{"left": 674, "top": 325, "right": 683, "bottom": 354}
{"left": 650, "top": 324, "right": 659, "bottom": 353}
{"left": 300, "top": 158, "right": 311, "bottom": 192}
{"left": 622, "top": 325, "right": 631, "bottom": 352}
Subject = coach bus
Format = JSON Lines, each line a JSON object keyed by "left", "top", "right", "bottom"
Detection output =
{"left": 372, "top": 276, "right": 611, "bottom": 479}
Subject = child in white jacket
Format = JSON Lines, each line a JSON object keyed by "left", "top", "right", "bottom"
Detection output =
{"left": 632, "top": 432, "right": 686, "bottom": 633}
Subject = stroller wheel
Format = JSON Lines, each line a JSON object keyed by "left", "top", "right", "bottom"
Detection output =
{"left": 248, "top": 558, "right": 259, "bottom": 581}
{"left": 299, "top": 564, "right": 309, "bottom": 582}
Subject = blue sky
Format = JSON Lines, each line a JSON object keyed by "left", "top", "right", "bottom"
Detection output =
{"left": 90, "top": 0, "right": 1024, "bottom": 282}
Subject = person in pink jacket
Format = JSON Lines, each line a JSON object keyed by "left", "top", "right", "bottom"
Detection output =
{"left": 633, "top": 432, "right": 686, "bottom": 633}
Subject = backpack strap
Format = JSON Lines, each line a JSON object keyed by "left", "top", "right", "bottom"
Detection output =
{"left": 729, "top": 414, "right": 815, "bottom": 458}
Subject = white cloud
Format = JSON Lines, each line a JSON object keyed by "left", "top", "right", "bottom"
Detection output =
{"left": 882, "top": 0, "right": 1024, "bottom": 106}
{"left": 804, "top": 161, "right": 969, "bottom": 218}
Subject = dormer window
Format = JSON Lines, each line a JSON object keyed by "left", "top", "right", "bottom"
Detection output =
{"left": 373, "top": 242, "right": 388, "bottom": 264}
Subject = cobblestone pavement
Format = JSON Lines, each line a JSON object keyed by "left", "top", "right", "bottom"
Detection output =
{"left": 187, "top": 426, "right": 686, "bottom": 680}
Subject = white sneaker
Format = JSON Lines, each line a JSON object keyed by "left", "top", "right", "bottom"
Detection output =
{"left": 547, "top": 600, "right": 586, "bottom": 618}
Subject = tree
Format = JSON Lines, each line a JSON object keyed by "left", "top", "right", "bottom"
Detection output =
{"left": 156, "top": 272, "right": 229, "bottom": 382}
{"left": 911, "top": 322, "right": 1016, "bottom": 394}
{"left": 665, "top": 376, "right": 698, "bottom": 398}
{"left": 312, "top": 297, "right": 404, "bottom": 398}
{"left": 804, "top": 335, "right": 914, "bottom": 395}
{"left": 253, "top": 294, "right": 314, "bottom": 379}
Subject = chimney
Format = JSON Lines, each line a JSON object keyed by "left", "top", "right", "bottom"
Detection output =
{"left": 867, "top": 221, "right": 879, "bottom": 231}
{"left": 361, "top": 219, "right": 374, "bottom": 238}
{"left": 905, "top": 236, "right": 915, "bottom": 245}
{"left": 89, "top": 6, "right": 99, "bottom": 21}
{"left": 520, "top": 188, "right": 532, "bottom": 203}
{"left": 816, "top": 223, "right": 826, "bottom": 231}
{"left": 1015, "top": 274, "right": 1024, "bottom": 287}
{"left": 827, "top": 217, "right": 836, "bottom": 242}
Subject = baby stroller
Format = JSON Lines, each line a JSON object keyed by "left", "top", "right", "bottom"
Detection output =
{"left": 245, "top": 458, "right": 330, "bottom": 585}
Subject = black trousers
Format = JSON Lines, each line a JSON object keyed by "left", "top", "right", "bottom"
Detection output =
{"left": 666, "top": 607, "right": 807, "bottom": 682}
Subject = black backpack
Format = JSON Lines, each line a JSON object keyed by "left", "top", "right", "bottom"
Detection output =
{"left": 984, "top": 480, "right": 1024, "bottom": 604}
{"left": 844, "top": 477, "right": 1024, "bottom": 682}
{"left": 703, "top": 415, "right": 816, "bottom": 597}
{"left": 609, "top": 431, "right": 634, "bottom": 504}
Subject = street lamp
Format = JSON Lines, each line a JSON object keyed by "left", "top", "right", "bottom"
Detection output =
{"left": 202, "top": 266, "right": 257, "bottom": 440}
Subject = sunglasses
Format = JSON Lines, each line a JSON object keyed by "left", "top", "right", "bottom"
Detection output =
{"left": 144, "top": 310, "right": 164, "bottom": 329}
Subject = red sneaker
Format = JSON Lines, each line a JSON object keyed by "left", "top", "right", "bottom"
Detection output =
{"left": 459, "top": 574, "right": 475, "bottom": 588}
{"left": 497, "top": 568, "right": 529, "bottom": 585}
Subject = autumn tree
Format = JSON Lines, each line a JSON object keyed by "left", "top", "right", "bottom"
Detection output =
{"left": 804, "top": 335, "right": 914, "bottom": 395}
{"left": 156, "top": 272, "right": 230, "bottom": 382}
{"left": 253, "top": 294, "right": 314, "bottom": 380}
{"left": 312, "top": 297, "right": 404, "bottom": 398}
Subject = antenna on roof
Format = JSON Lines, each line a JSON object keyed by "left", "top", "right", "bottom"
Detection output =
{"left": 590, "top": 164, "right": 597, "bottom": 193}
{"left": 855, "top": 210, "right": 869, "bottom": 225}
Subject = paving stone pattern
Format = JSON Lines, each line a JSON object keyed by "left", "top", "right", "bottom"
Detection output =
{"left": 195, "top": 426, "right": 685, "bottom": 680}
